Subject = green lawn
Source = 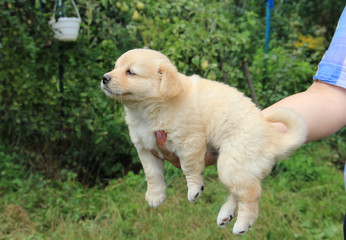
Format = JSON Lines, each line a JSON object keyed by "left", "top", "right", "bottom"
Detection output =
{"left": 1, "top": 143, "right": 345, "bottom": 240}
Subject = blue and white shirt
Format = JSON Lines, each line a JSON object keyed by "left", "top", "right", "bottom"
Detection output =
{"left": 314, "top": 7, "right": 346, "bottom": 88}
{"left": 313, "top": 6, "right": 346, "bottom": 190}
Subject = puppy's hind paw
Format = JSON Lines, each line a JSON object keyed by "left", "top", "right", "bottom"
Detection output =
{"left": 145, "top": 191, "right": 166, "bottom": 208}
{"left": 217, "top": 195, "right": 237, "bottom": 228}
{"left": 232, "top": 221, "right": 252, "bottom": 235}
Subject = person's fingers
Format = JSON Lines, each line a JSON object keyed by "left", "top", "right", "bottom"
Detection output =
{"left": 150, "top": 149, "right": 162, "bottom": 159}
{"left": 167, "top": 154, "right": 181, "bottom": 168}
{"left": 205, "top": 152, "right": 217, "bottom": 167}
{"left": 154, "top": 131, "right": 181, "bottom": 168}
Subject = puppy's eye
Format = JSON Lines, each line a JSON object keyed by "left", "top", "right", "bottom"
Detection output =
{"left": 126, "top": 69, "right": 135, "bottom": 76}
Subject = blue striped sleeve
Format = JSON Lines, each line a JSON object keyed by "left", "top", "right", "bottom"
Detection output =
{"left": 313, "top": 6, "right": 346, "bottom": 89}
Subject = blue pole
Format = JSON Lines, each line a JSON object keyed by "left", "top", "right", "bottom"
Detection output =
{"left": 265, "top": 0, "right": 274, "bottom": 54}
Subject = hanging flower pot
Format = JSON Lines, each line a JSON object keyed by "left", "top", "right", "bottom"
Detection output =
{"left": 49, "top": 0, "right": 81, "bottom": 42}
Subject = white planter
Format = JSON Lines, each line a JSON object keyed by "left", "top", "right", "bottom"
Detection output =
{"left": 49, "top": 17, "right": 81, "bottom": 41}
{"left": 49, "top": 0, "right": 81, "bottom": 42}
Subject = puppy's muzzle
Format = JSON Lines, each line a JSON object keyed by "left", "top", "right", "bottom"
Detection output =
{"left": 102, "top": 74, "right": 111, "bottom": 85}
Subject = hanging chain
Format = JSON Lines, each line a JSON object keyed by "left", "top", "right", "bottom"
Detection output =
{"left": 56, "top": 0, "right": 63, "bottom": 17}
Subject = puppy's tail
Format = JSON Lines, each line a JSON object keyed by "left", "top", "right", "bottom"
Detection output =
{"left": 264, "top": 108, "right": 307, "bottom": 160}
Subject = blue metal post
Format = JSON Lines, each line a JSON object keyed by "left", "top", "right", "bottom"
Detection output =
{"left": 265, "top": 0, "right": 274, "bottom": 54}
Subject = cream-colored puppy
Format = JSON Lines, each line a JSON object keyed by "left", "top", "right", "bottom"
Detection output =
{"left": 101, "top": 49, "right": 307, "bottom": 235}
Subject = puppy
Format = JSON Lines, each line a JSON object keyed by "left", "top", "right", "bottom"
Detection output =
{"left": 101, "top": 49, "right": 307, "bottom": 235}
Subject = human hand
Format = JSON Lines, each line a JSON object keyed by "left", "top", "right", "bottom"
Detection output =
{"left": 151, "top": 131, "right": 217, "bottom": 169}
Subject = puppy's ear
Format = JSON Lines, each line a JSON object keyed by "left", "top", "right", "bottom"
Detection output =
{"left": 158, "top": 60, "right": 183, "bottom": 99}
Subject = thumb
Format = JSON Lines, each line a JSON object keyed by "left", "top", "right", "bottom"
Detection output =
{"left": 155, "top": 130, "right": 167, "bottom": 149}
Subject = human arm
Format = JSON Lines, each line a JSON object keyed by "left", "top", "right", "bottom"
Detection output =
{"left": 263, "top": 80, "right": 346, "bottom": 142}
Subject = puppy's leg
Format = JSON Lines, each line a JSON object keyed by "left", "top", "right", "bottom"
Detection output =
{"left": 137, "top": 148, "right": 166, "bottom": 208}
{"left": 217, "top": 193, "right": 238, "bottom": 227}
{"left": 217, "top": 148, "right": 261, "bottom": 235}
{"left": 178, "top": 141, "right": 206, "bottom": 203}
{"left": 231, "top": 181, "right": 261, "bottom": 235}
{"left": 181, "top": 158, "right": 205, "bottom": 204}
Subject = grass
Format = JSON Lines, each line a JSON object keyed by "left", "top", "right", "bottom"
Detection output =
{"left": 0, "top": 142, "right": 345, "bottom": 240}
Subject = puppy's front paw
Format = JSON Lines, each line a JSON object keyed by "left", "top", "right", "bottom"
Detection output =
{"left": 145, "top": 191, "right": 166, "bottom": 208}
{"left": 217, "top": 214, "right": 233, "bottom": 228}
{"left": 187, "top": 185, "right": 204, "bottom": 203}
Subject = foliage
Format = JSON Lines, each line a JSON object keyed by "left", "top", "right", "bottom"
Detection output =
{"left": 0, "top": 145, "right": 29, "bottom": 192}
{"left": 138, "top": 0, "right": 262, "bottom": 90}
{"left": 250, "top": 46, "right": 315, "bottom": 106}
{"left": 0, "top": 0, "right": 140, "bottom": 183}
{"left": 0, "top": 0, "right": 345, "bottom": 183}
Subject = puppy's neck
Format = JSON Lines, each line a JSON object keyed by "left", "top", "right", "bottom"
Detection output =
{"left": 125, "top": 100, "right": 164, "bottom": 117}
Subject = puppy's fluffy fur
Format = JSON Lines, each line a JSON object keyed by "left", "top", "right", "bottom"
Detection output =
{"left": 101, "top": 49, "right": 307, "bottom": 235}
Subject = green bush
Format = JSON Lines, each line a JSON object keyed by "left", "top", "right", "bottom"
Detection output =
{"left": 0, "top": 145, "right": 29, "bottom": 192}
{"left": 0, "top": 0, "right": 344, "bottom": 184}
{"left": 0, "top": 0, "right": 140, "bottom": 183}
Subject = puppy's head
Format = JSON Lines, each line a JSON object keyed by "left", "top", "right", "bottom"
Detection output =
{"left": 101, "top": 49, "right": 183, "bottom": 103}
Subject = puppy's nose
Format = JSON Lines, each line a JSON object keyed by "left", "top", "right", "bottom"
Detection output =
{"left": 102, "top": 74, "right": 111, "bottom": 84}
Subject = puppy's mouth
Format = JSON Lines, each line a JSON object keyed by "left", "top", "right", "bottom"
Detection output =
{"left": 101, "top": 85, "right": 132, "bottom": 97}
